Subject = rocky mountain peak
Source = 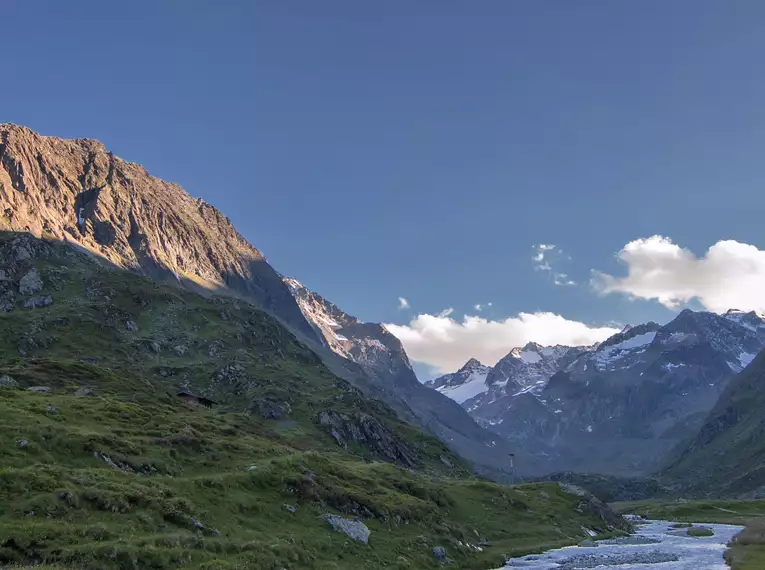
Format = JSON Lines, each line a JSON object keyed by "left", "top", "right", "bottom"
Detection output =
{"left": 0, "top": 124, "right": 317, "bottom": 341}
{"left": 459, "top": 357, "right": 486, "bottom": 372}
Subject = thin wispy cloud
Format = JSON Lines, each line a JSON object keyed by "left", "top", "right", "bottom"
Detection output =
{"left": 593, "top": 235, "right": 765, "bottom": 313}
{"left": 474, "top": 304, "right": 482, "bottom": 312}
{"left": 398, "top": 297, "right": 410, "bottom": 310}
{"left": 533, "top": 244, "right": 576, "bottom": 286}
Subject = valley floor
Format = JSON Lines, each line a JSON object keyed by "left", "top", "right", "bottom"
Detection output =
{"left": 612, "top": 499, "right": 765, "bottom": 569}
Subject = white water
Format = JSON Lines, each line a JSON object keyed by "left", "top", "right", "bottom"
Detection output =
{"left": 500, "top": 519, "right": 743, "bottom": 569}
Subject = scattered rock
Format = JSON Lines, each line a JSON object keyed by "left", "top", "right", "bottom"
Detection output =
{"left": 173, "top": 344, "right": 188, "bottom": 356}
{"left": 23, "top": 295, "right": 52, "bottom": 309}
{"left": 283, "top": 504, "right": 297, "bottom": 514}
{"left": 432, "top": 546, "right": 452, "bottom": 563}
{"left": 74, "top": 387, "right": 94, "bottom": 397}
{"left": 0, "top": 374, "right": 19, "bottom": 388}
{"left": 0, "top": 270, "right": 6, "bottom": 281}
{"left": 252, "top": 398, "right": 291, "bottom": 420}
{"left": 247, "top": 465, "right": 258, "bottom": 471}
{"left": 192, "top": 519, "right": 205, "bottom": 531}
{"left": 439, "top": 455, "right": 453, "bottom": 468}
{"left": 16, "top": 438, "right": 28, "bottom": 448}
{"left": 149, "top": 341, "right": 162, "bottom": 354}
{"left": 45, "top": 403, "right": 59, "bottom": 415}
{"left": 320, "top": 514, "right": 370, "bottom": 544}
{"left": 27, "top": 386, "right": 51, "bottom": 392}
{"left": 18, "top": 268, "right": 43, "bottom": 294}
{"left": 554, "top": 550, "right": 678, "bottom": 569}
{"left": 125, "top": 320, "right": 139, "bottom": 332}
{"left": 93, "top": 451, "right": 135, "bottom": 473}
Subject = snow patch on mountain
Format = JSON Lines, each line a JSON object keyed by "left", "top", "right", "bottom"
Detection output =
{"left": 437, "top": 371, "right": 490, "bottom": 403}
{"left": 426, "top": 358, "right": 491, "bottom": 404}
{"left": 594, "top": 331, "right": 656, "bottom": 370}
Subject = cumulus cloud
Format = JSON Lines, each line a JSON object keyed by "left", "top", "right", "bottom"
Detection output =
{"left": 593, "top": 235, "right": 765, "bottom": 313}
{"left": 398, "top": 297, "right": 409, "bottom": 310}
{"left": 474, "top": 304, "right": 482, "bottom": 312}
{"left": 533, "top": 244, "right": 576, "bottom": 286}
{"left": 385, "top": 312, "right": 619, "bottom": 373}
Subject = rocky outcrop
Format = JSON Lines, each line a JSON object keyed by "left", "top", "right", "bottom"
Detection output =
{"left": 0, "top": 124, "right": 316, "bottom": 340}
{"left": 558, "top": 483, "right": 632, "bottom": 533}
{"left": 318, "top": 410, "right": 418, "bottom": 467}
{"left": 319, "top": 514, "right": 370, "bottom": 544}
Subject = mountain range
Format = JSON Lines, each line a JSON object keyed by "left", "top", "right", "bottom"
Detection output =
{"left": 427, "top": 309, "right": 765, "bottom": 476}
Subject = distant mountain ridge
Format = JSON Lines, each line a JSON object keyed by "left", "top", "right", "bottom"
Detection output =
{"left": 425, "top": 309, "right": 765, "bottom": 476}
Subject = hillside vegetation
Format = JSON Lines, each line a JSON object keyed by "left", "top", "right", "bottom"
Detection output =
{"left": 0, "top": 232, "right": 626, "bottom": 569}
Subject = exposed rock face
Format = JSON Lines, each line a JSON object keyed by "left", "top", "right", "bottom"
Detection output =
{"left": 18, "top": 268, "right": 42, "bottom": 294}
{"left": 0, "top": 124, "right": 315, "bottom": 340}
{"left": 318, "top": 410, "right": 418, "bottom": 467}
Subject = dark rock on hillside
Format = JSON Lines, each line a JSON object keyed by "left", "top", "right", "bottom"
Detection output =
{"left": 318, "top": 409, "right": 419, "bottom": 467}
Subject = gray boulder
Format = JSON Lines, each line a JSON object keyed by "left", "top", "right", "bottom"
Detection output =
{"left": 74, "top": 387, "right": 94, "bottom": 397}
{"left": 433, "top": 546, "right": 451, "bottom": 563}
{"left": 18, "top": 268, "right": 43, "bottom": 295}
{"left": 27, "top": 386, "right": 51, "bottom": 392}
{"left": 320, "top": 514, "right": 370, "bottom": 544}
{"left": 125, "top": 320, "right": 139, "bottom": 332}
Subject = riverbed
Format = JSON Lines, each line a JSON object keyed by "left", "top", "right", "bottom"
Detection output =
{"left": 500, "top": 519, "right": 744, "bottom": 569}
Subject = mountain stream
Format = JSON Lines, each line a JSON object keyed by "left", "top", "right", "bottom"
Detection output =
{"left": 500, "top": 519, "right": 743, "bottom": 569}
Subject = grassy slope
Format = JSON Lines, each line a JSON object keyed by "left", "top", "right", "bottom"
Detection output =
{"left": 0, "top": 233, "right": 623, "bottom": 570}
{"left": 612, "top": 499, "right": 765, "bottom": 569}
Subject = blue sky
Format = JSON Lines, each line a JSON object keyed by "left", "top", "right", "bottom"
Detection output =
{"left": 5, "top": 1, "right": 765, "bottom": 376}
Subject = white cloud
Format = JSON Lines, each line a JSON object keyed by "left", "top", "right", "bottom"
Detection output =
{"left": 398, "top": 297, "right": 410, "bottom": 310}
{"left": 385, "top": 312, "right": 618, "bottom": 373}
{"left": 487, "top": 302, "right": 493, "bottom": 307}
{"left": 474, "top": 304, "right": 482, "bottom": 312}
{"left": 437, "top": 307, "right": 454, "bottom": 318}
{"left": 593, "top": 235, "right": 765, "bottom": 313}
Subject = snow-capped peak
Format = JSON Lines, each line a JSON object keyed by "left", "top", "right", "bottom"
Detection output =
{"left": 427, "top": 359, "right": 491, "bottom": 404}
